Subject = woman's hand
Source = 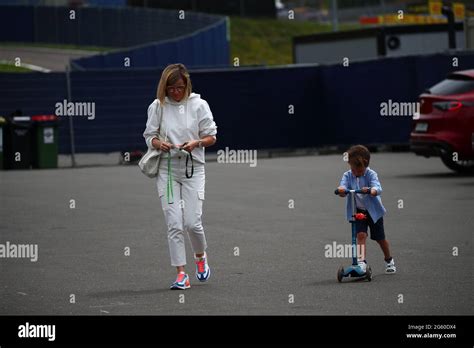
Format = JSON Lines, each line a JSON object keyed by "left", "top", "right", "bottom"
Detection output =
{"left": 152, "top": 138, "right": 173, "bottom": 152}
{"left": 180, "top": 140, "right": 200, "bottom": 153}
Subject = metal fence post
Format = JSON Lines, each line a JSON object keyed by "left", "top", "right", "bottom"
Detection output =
{"left": 331, "top": 0, "right": 339, "bottom": 32}
{"left": 66, "top": 65, "right": 77, "bottom": 167}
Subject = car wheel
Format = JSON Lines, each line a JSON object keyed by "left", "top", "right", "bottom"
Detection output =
{"left": 440, "top": 152, "right": 474, "bottom": 174}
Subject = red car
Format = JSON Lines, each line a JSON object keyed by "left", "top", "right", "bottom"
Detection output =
{"left": 410, "top": 69, "right": 474, "bottom": 173}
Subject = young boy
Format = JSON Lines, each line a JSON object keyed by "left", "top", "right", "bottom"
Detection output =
{"left": 337, "top": 145, "right": 396, "bottom": 274}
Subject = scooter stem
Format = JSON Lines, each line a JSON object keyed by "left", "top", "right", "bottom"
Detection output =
{"left": 350, "top": 191, "right": 358, "bottom": 266}
{"left": 351, "top": 220, "right": 358, "bottom": 266}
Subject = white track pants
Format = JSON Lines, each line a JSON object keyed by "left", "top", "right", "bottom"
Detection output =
{"left": 157, "top": 156, "right": 207, "bottom": 267}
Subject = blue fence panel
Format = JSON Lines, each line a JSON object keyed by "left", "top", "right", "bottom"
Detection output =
{"left": 34, "top": 6, "right": 57, "bottom": 44}
{"left": 87, "top": 0, "right": 126, "bottom": 7}
{"left": 0, "top": 72, "right": 70, "bottom": 151}
{"left": 0, "top": 6, "right": 34, "bottom": 42}
{"left": 59, "top": 7, "right": 80, "bottom": 45}
{"left": 1, "top": 53, "right": 473, "bottom": 154}
{"left": 212, "top": 20, "right": 230, "bottom": 65}
{"left": 71, "top": 19, "right": 230, "bottom": 70}
{"left": 319, "top": 56, "right": 419, "bottom": 146}
{"left": 0, "top": 5, "right": 223, "bottom": 47}
{"left": 79, "top": 9, "right": 103, "bottom": 47}
{"left": 0, "top": 73, "right": 66, "bottom": 115}
{"left": 0, "top": 0, "right": 124, "bottom": 5}
{"left": 60, "top": 69, "right": 156, "bottom": 152}
{"left": 95, "top": 7, "right": 117, "bottom": 47}
{"left": 192, "top": 66, "right": 326, "bottom": 150}
{"left": 414, "top": 52, "right": 474, "bottom": 94}
{"left": 153, "top": 41, "right": 178, "bottom": 68}
{"left": 0, "top": 0, "right": 41, "bottom": 4}
{"left": 102, "top": 51, "right": 126, "bottom": 68}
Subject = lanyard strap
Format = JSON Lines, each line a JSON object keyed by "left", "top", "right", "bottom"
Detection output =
{"left": 179, "top": 142, "right": 194, "bottom": 179}
{"left": 167, "top": 152, "right": 174, "bottom": 204}
{"left": 166, "top": 148, "right": 194, "bottom": 204}
{"left": 185, "top": 151, "right": 194, "bottom": 178}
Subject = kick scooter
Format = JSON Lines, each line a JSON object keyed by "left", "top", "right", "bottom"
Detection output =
{"left": 334, "top": 188, "right": 373, "bottom": 282}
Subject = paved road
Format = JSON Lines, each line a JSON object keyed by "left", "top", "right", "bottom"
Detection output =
{"left": 0, "top": 153, "right": 472, "bottom": 315}
{"left": 0, "top": 46, "right": 98, "bottom": 71}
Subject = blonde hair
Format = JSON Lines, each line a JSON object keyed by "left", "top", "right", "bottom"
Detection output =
{"left": 156, "top": 63, "right": 192, "bottom": 105}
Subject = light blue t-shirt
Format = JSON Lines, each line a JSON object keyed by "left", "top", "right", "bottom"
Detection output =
{"left": 339, "top": 167, "right": 387, "bottom": 223}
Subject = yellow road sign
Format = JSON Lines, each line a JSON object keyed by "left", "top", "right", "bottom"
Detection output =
{"left": 453, "top": 3, "right": 465, "bottom": 20}
{"left": 429, "top": 0, "right": 442, "bottom": 16}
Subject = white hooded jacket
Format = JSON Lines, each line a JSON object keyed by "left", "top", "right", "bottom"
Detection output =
{"left": 143, "top": 93, "right": 217, "bottom": 164}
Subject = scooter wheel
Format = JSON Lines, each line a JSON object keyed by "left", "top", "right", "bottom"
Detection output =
{"left": 366, "top": 266, "right": 372, "bottom": 282}
{"left": 337, "top": 266, "right": 344, "bottom": 283}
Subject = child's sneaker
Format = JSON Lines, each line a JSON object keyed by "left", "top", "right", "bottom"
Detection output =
{"left": 357, "top": 260, "right": 367, "bottom": 273}
{"left": 170, "top": 272, "right": 190, "bottom": 290}
{"left": 385, "top": 258, "right": 396, "bottom": 274}
{"left": 195, "top": 253, "right": 211, "bottom": 282}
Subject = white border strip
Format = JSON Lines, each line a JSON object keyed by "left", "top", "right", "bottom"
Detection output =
{"left": 0, "top": 60, "right": 51, "bottom": 73}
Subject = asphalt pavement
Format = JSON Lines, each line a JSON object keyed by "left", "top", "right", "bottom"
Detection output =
{"left": 0, "top": 152, "right": 472, "bottom": 315}
{"left": 0, "top": 46, "right": 97, "bottom": 71}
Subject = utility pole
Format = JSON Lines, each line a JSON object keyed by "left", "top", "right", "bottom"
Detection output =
{"left": 442, "top": 5, "right": 456, "bottom": 49}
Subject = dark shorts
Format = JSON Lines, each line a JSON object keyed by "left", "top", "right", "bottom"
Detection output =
{"left": 355, "top": 208, "right": 385, "bottom": 241}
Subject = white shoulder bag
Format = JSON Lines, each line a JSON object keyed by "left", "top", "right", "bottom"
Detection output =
{"left": 139, "top": 103, "right": 164, "bottom": 178}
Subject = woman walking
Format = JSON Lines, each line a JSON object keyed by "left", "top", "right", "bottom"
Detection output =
{"left": 143, "top": 63, "right": 217, "bottom": 290}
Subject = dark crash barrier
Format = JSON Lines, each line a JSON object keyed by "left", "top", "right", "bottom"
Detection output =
{"left": 0, "top": 5, "right": 230, "bottom": 70}
{"left": 0, "top": 52, "right": 473, "bottom": 154}
{"left": 71, "top": 18, "right": 229, "bottom": 70}
{"left": 0, "top": 5, "right": 224, "bottom": 48}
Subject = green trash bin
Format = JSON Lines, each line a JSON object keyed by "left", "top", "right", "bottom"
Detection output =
{"left": 31, "top": 114, "right": 59, "bottom": 169}
{"left": 0, "top": 116, "right": 5, "bottom": 169}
